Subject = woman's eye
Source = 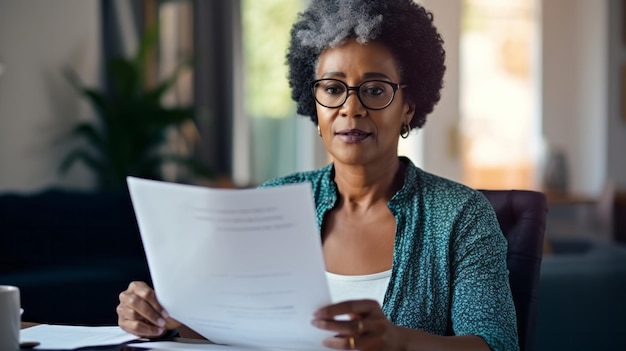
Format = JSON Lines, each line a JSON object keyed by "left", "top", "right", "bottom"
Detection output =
{"left": 362, "top": 84, "right": 386, "bottom": 96}
{"left": 324, "top": 84, "right": 345, "bottom": 95}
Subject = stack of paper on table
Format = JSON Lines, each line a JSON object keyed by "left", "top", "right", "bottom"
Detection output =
{"left": 19, "top": 324, "right": 139, "bottom": 349}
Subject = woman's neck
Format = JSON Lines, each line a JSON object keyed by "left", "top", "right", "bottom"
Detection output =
{"left": 332, "top": 157, "right": 406, "bottom": 210}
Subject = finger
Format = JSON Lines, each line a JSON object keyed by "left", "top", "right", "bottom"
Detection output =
{"left": 119, "top": 289, "right": 166, "bottom": 329}
{"left": 314, "top": 315, "right": 392, "bottom": 340}
{"left": 164, "top": 316, "right": 182, "bottom": 330}
{"left": 322, "top": 334, "right": 382, "bottom": 350}
{"left": 116, "top": 302, "right": 139, "bottom": 321}
{"left": 356, "top": 319, "right": 364, "bottom": 334}
{"left": 321, "top": 335, "right": 354, "bottom": 350}
{"left": 119, "top": 317, "right": 166, "bottom": 338}
{"left": 119, "top": 290, "right": 166, "bottom": 328}
{"left": 117, "top": 302, "right": 164, "bottom": 337}
{"left": 313, "top": 318, "right": 370, "bottom": 336}
{"left": 127, "top": 281, "right": 169, "bottom": 318}
{"left": 116, "top": 303, "right": 155, "bottom": 324}
{"left": 128, "top": 281, "right": 167, "bottom": 317}
{"left": 314, "top": 299, "right": 383, "bottom": 320}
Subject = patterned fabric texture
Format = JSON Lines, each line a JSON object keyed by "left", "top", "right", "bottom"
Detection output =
{"left": 261, "top": 156, "right": 519, "bottom": 351}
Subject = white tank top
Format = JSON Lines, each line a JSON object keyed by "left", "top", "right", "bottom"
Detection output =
{"left": 325, "top": 269, "right": 392, "bottom": 306}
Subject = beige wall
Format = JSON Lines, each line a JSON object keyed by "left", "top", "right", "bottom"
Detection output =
{"left": 420, "top": 0, "right": 464, "bottom": 184}
{"left": 0, "top": 0, "right": 100, "bottom": 193}
{"left": 542, "top": 0, "right": 610, "bottom": 196}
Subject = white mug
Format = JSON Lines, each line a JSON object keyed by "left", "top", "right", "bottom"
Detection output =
{"left": 0, "top": 285, "right": 20, "bottom": 351}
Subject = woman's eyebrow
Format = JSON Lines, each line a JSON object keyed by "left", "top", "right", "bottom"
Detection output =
{"left": 321, "top": 71, "right": 346, "bottom": 78}
{"left": 320, "top": 72, "right": 391, "bottom": 80}
{"left": 362, "top": 72, "right": 391, "bottom": 80}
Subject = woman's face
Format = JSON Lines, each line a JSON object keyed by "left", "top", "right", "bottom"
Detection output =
{"left": 314, "top": 38, "right": 414, "bottom": 167}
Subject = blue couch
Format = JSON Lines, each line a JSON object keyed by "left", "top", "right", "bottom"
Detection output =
{"left": 534, "top": 238, "right": 626, "bottom": 350}
{"left": 0, "top": 190, "right": 150, "bottom": 325}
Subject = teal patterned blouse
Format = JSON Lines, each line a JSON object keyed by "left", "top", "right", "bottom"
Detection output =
{"left": 262, "top": 157, "right": 519, "bottom": 351}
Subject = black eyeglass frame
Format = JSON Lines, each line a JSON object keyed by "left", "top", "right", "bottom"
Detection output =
{"left": 310, "top": 78, "right": 408, "bottom": 110}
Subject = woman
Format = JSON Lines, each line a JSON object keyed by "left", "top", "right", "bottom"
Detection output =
{"left": 117, "top": 1, "right": 519, "bottom": 350}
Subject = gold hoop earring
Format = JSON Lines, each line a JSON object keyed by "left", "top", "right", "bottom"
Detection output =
{"left": 400, "top": 124, "right": 410, "bottom": 139}
{"left": 317, "top": 125, "right": 322, "bottom": 137}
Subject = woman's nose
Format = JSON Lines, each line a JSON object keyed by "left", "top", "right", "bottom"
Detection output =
{"left": 339, "top": 91, "right": 366, "bottom": 117}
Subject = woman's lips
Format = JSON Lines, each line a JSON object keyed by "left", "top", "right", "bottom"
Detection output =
{"left": 335, "top": 129, "right": 372, "bottom": 143}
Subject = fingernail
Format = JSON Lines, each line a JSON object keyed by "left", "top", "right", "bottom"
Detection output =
{"left": 157, "top": 318, "right": 166, "bottom": 327}
{"left": 161, "top": 310, "right": 170, "bottom": 319}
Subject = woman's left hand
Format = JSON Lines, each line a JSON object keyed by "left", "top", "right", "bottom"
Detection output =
{"left": 312, "top": 299, "right": 401, "bottom": 351}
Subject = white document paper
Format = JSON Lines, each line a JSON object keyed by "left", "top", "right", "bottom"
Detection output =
{"left": 19, "top": 324, "right": 139, "bottom": 349}
{"left": 128, "top": 339, "right": 257, "bottom": 351}
{"left": 127, "top": 177, "right": 333, "bottom": 351}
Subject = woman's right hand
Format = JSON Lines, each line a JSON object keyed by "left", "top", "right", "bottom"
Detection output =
{"left": 117, "top": 281, "right": 181, "bottom": 338}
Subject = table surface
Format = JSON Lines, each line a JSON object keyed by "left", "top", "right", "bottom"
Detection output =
{"left": 20, "top": 323, "right": 149, "bottom": 351}
{"left": 20, "top": 323, "right": 221, "bottom": 351}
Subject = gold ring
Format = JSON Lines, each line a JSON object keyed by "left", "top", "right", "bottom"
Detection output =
{"left": 357, "top": 320, "right": 364, "bottom": 333}
{"left": 348, "top": 336, "right": 355, "bottom": 349}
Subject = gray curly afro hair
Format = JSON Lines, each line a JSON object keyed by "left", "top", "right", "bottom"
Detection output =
{"left": 286, "top": 0, "right": 446, "bottom": 129}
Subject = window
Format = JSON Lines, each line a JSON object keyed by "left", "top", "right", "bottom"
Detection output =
{"left": 241, "top": 0, "right": 314, "bottom": 185}
{"left": 460, "top": 0, "right": 542, "bottom": 189}
{"left": 146, "top": 0, "right": 197, "bottom": 182}
{"left": 158, "top": 0, "right": 194, "bottom": 107}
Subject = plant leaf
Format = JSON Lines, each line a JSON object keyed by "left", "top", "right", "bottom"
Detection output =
{"left": 135, "top": 23, "right": 159, "bottom": 69}
{"left": 80, "top": 89, "right": 110, "bottom": 120}
{"left": 154, "top": 107, "right": 195, "bottom": 125}
{"left": 63, "top": 68, "right": 112, "bottom": 122}
{"left": 72, "top": 123, "right": 107, "bottom": 152}
{"left": 59, "top": 149, "right": 106, "bottom": 174}
{"left": 108, "top": 58, "right": 140, "bottom": 98}
{"left": 63, "top": 68, "right": 85, "bottom": 92}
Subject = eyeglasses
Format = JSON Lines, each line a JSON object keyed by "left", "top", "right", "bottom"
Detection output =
{"left": 311, "top": 78, "right": 407, "bottom": 110}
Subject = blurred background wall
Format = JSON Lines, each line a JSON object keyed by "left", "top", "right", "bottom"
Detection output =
{"left": 0, "top": 0, "right": 101, "bottom": 192}
{"left": 1, "top": 0, "right": 624, "bottom": 197}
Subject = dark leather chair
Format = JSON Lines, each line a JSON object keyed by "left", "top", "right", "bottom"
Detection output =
{"left": 479, "top": 190, "right": 548, "bottom": 351}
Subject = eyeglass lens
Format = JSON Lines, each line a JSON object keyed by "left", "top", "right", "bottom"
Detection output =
{"left": 312, "top": 79, "right": 397, "bottom": 110}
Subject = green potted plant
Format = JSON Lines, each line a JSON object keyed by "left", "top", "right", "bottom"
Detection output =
{"left": 60, "top": 27, "right": 212, "bottom": 189}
